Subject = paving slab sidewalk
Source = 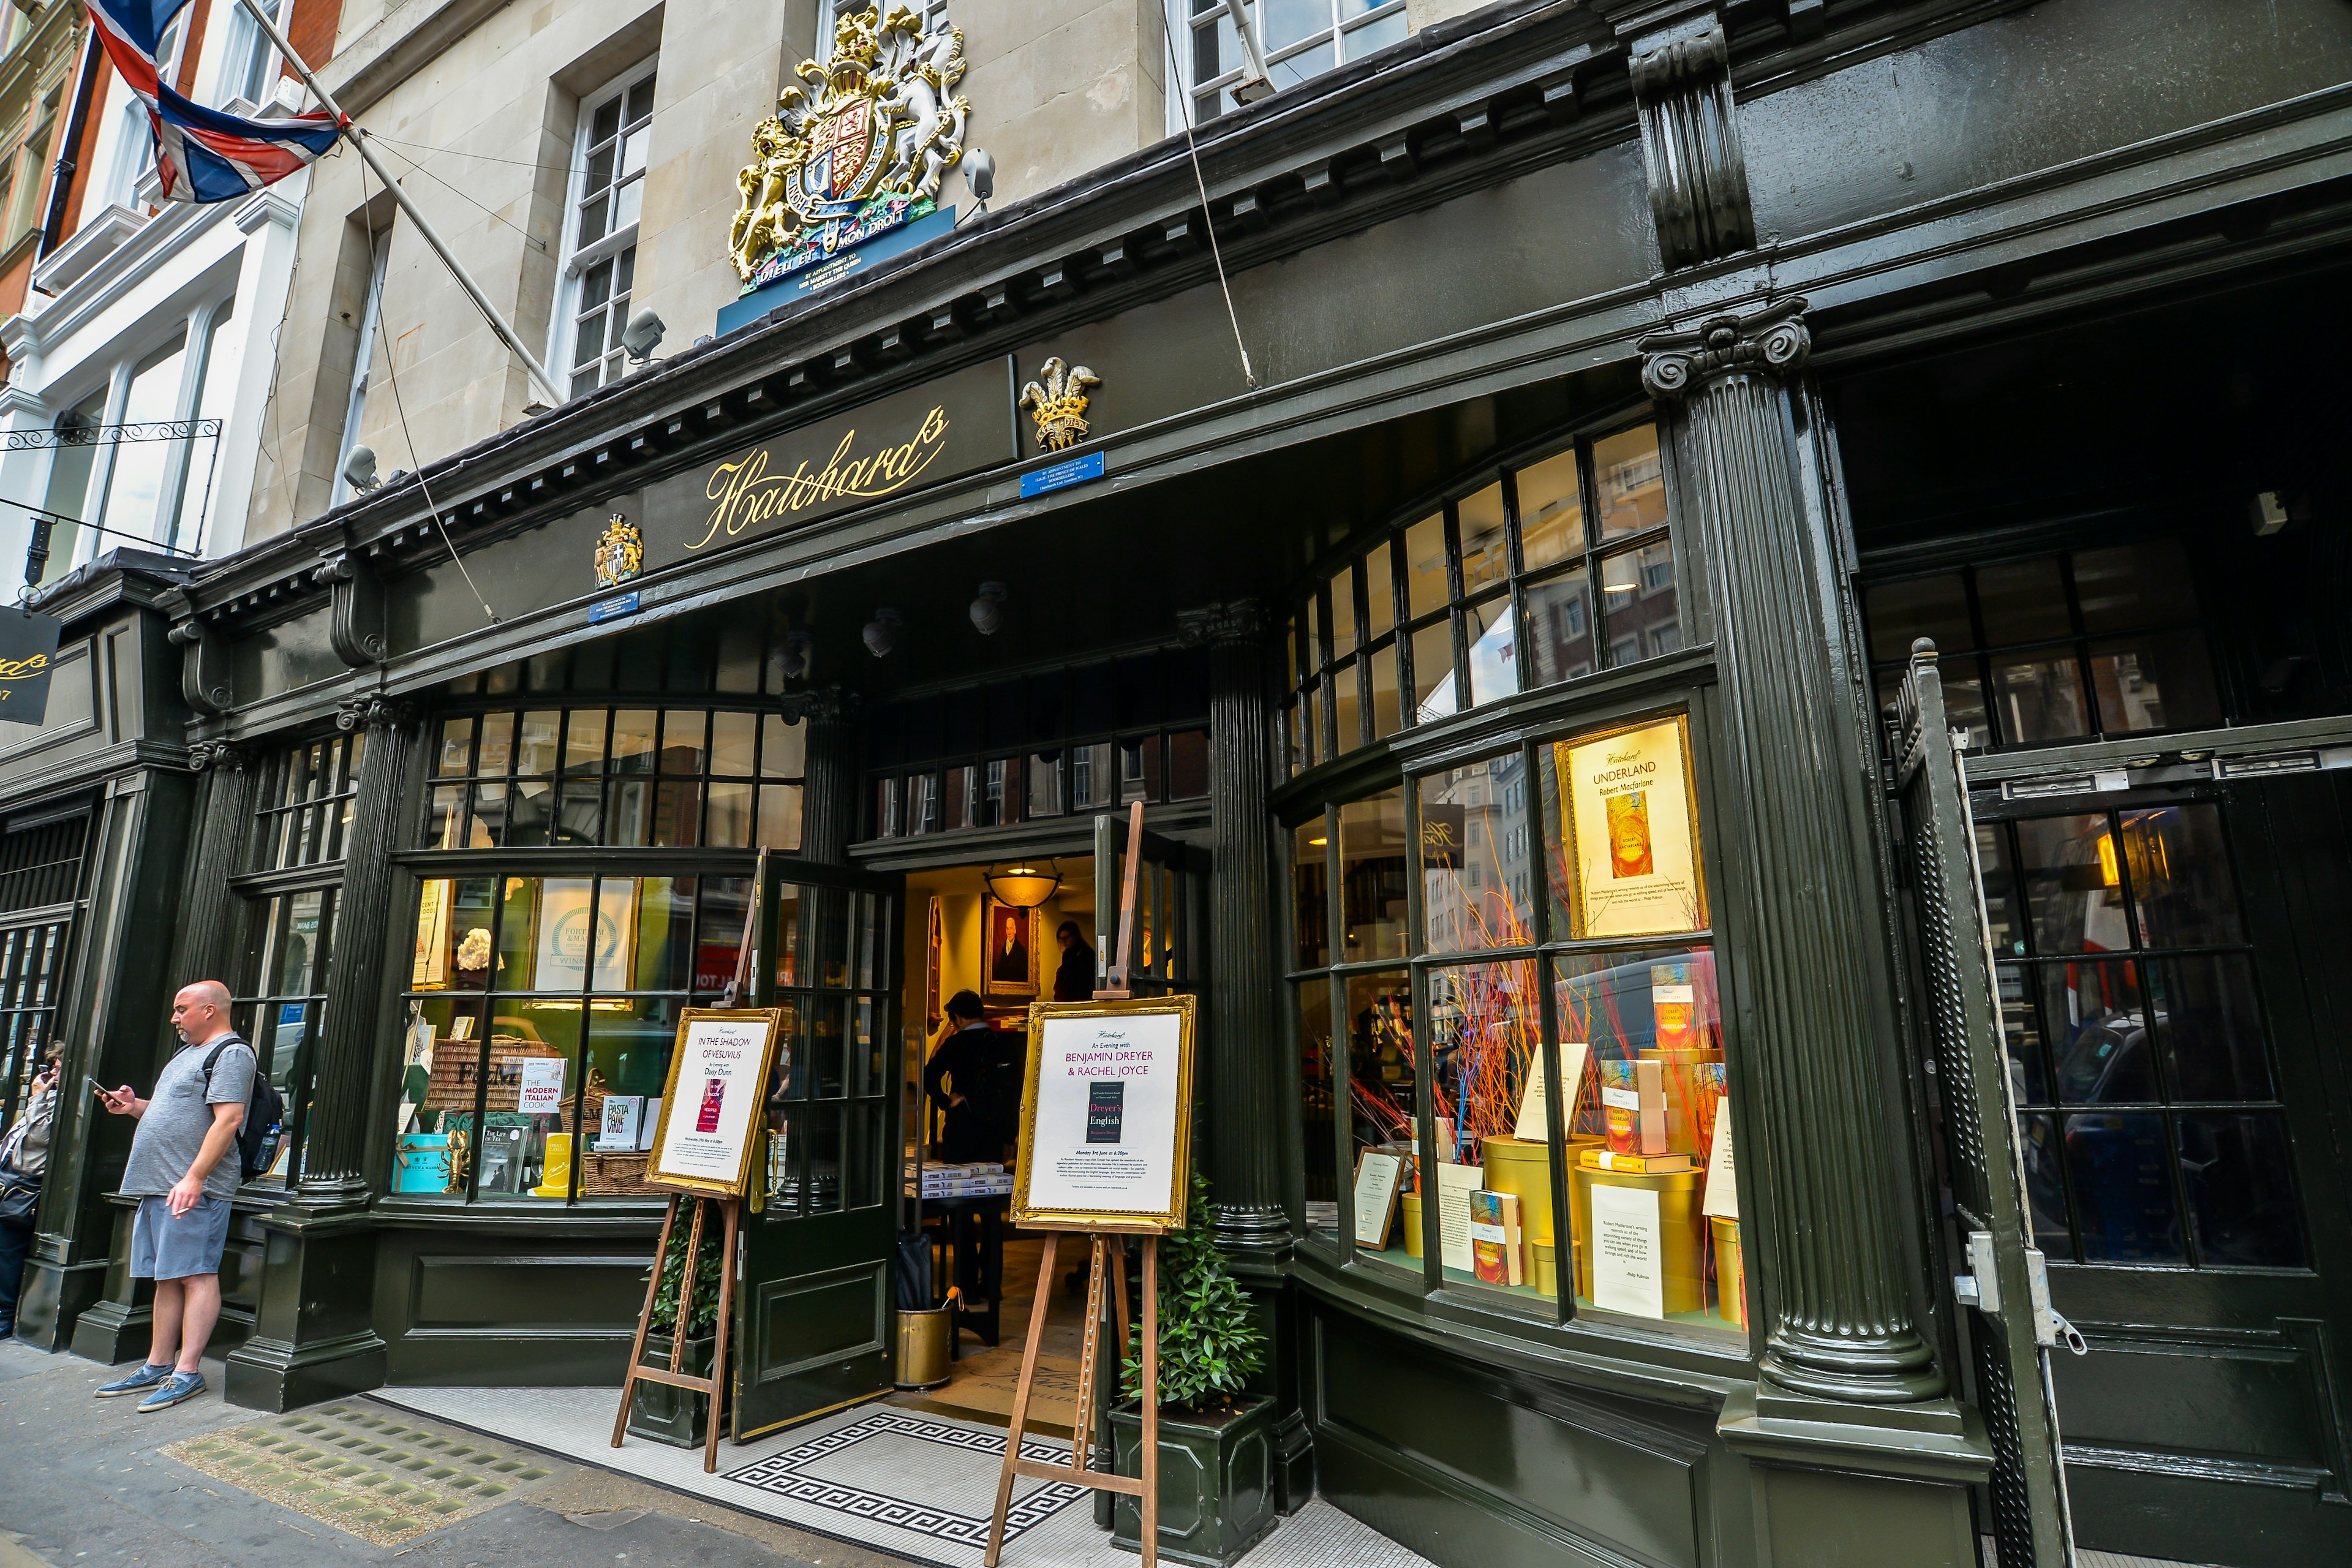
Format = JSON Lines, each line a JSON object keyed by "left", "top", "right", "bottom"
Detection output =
{"left": 0, "top": 1337, "right": 903, "bottom": 1568}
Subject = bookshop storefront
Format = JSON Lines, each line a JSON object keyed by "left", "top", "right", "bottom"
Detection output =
{"left": 7, "top": 4, "right": 2351, "bottom": 1567}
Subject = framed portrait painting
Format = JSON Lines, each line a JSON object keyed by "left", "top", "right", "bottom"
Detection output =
{"left": 982, "top": 895, "right": 1041, "bottom": 1001}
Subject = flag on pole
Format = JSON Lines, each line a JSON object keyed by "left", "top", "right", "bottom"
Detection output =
{"left": 82, "top": 0, "right": 342, "bottom": 203}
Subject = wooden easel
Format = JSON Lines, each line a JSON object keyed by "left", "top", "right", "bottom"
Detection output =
{"left": 985, "top": 802, "right": 1163, "bottom": 1567}
{"left": 984, "top": 1228, "right": 1159, "bottom": 1567}
{"left": 612, "top": 1190, "right": 741, "bottom": 1473}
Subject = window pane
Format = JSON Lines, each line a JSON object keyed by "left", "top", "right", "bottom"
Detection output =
{"left": 1419, "top": 754, "right": 1532, "bottom": 954}
{"left": 2089, "top": 630, "right": 2219, "bottom": 734}
{"left": 1027, "top": 751, "right": 1064, "bottom": 815}
{"left": 516, "top": 710, "right": 560, "bottom": 775}
{"left": 611, "top": 710, "right": 657, "bottom": 772}
{"left": 477, "top": 712, "right": 516, "bottom": 777}
{"left": 1465, "top": 597, "right": 1517, "bottom": 708}
{"left": 1299, "top": 981, "right": 1337, "bottom": 1226}
{"left": 564, "top": 709, "right": 608, "bottom": 773}
{"left": 1411, "top": 620, "right": 1456, "bottom": 724}
{"left": 1332, "top": 662, "right": 1362, "bottom": 754}
{"left": 483, "top": 999, "right": 585, "bottom": 1201}
{"left": 1268, "top": 39, "right": 1333, "bottom": 86}
{"left": 1540, "top": 715, "right": 1708, "bottom": 941}
{"left": 1428, "top": 959, "right": 1547, "bottom": 1308}
{"left": 1329, "top": 564, "right": 1358, "bottom": 657}
{"left": 2019, "top": 1112, "right": 2072, "bottom": 1259}
{"left": 1297, "top": 688, "right": 1319, "bottom": 771}
{"left": 1996, "top": 962, "right": 2048, "bottom": 1105}
{"left": 1977, "top": 557, "right": 2071, "bottom": 646}
{"left": 1341, "top": 969, "right": 1417, "bottom": 1273}
{"left": 579, "top": 996, "right": 679, "bottom": 1199}
{"left": 661, "top": 710, "right": 708, "bottom": 774}
{"left": 2124, "top": 804, "right": 2242, "bottom": 949}
{"left": 1169, "top": 730, "right": 1210, "bottom": 799}
{"left": 2064, "top": 1111, "right": 2184, "bottom": 1263}
{"left": 1864, "top": 573, "right": 1972, "bottom": 663}
{"left": 436, "top": 717, "right": 476, "bottom": 777}
{"left": 654, "top": 779, "right": 702, "bottom": 846}
{"left": 756, "top": 783, "right": 803, "bottom": 850}
{"left": 710, "top": 711, "right": 757, "bottom": 775}
{"left": 707, "top": 781, "right": 753, "bottom": 846}
{"left": 2074, "top": 539, "right": 2197, "bottom": 632}
{"left": 2015, "top": 813, "right": 2130, "bottom": 955}
{"left": 1601, "top": 544, "right": 1679, "bottom": 664}
{"left": 1523, "top": 567, "right": 1594, "bottom": 691}
{"left": 2043, "top": 961, "right": 2152, "bottom": 1105}
{"left": 424, "top": 784, "right": 467, "bottom": 850}
{"left": 470, "top": 781, "right": 509, "bottom": 846}
{"left": 504, "top": 779, "right": 556, "bottom": 846}
{"left": 1264, "top": 0, "right": 1324, "bottom": 49}
{"left": 1364, "top": 540, "right": 1396, "bottom": 638}
{"left": 1367, "top": 643, "right": 1401, "bottom": 741}
{"left": 1991, "top": 652, "right": 2089, "bottom": 745}
{"left": 411, "top": 877, "right": 494, "bottom": 991}
{"left": 1592, "top": 424, "right": 1665, "bottom": 540}
{"left": 1404, "top": 514, "right": 1449, "bottom": 620}
{"left": 760, "top": 714, "right": 806, "bottom": 778}
{"left": 1340, "top": 790, "right": 1408, "bottom": 963}
{"left": 1343, "top": 8, "right": 1406, "bottom": 53}
{"left": 1457, "top": 483, "right": 1508, "bottom": 595}
{"left": 1977, "top": 823, "right": 2024, "bottom": 958}
{"left": 1072, "top": 743, "right": 1115, "bottom": 809}
{"left": 2150, "top": 956, "right": 2270, "bottom": 1102}
{"left": 2178, "top": 1112, "right": 2302, "bottom": 1267}
{"left": 1514, "top": 450, "right": 1584, "bottom": 572}
{"left": 1291, "top": 815, "right": 1329, "bottom": 970}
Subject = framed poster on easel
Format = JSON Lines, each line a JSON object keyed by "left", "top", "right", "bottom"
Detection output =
{"left": 984, "top": 804, "right": 1194, "bottom": 1568}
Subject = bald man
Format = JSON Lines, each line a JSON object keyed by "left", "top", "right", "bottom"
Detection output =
{"left": 92, "top": 980, "right": 253, "bottom": 1412}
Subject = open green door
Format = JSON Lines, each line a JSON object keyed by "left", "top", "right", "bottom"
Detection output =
{"left": 731, "top": 858, "right": 903, "bottom": 1440}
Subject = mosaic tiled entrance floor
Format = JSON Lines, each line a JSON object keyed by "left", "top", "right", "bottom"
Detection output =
{"left": 160, "top": 1401, "right": 557, "bottom": 1546}
{"left": 372, "top": 1384, "right": 1434, "bottom": 1568}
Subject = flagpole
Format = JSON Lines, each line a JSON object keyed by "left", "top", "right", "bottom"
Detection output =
{"left": 228, "top": 0, "right": 566, "bottom": 407}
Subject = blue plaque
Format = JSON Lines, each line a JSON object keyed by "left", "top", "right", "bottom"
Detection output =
{"left": 1019, "top": 451, "right": 1106, "bottom": 499}
{"left": 589, "top": 590, "right": 641, "bottom": 624}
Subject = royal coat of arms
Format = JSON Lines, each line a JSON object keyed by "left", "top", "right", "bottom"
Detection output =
{"left": 728, "top": 6, "right": 976, "bottom": 285}
{"left": 595, "top": 514, "right": 644, "bottom": 588}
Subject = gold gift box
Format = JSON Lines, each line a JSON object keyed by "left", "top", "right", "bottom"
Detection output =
{"left": 1569, "top": 1160, "right": 1709, "bottom": 1316}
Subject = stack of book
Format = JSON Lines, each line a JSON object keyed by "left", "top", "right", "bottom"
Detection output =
{"left": 1469, "top": 1189, "right": 1528, "bottom": 1286}
{"left": 909, "top": 1160, "right": 1014, "bottom": 1197}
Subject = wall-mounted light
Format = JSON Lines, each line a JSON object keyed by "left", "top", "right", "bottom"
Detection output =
{"left": 779, "top": 630, "right": 812, "bottom": 681}
{"left": 970, "top": 581, "right": 1008, "bottom": 635}
{"left": 985, "top": 859, "right": 1061, "bottom": 909}
{"left": 862, "top": 608, "right": 902, "bottom": 658}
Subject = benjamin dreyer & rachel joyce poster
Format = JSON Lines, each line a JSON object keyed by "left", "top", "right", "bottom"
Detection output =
{"left": 1013, "top": 995, "right": 1196, "bottom": 1232}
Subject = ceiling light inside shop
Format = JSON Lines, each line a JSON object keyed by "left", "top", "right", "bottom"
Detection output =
{"left": 985, "top": 861, "right": 1061, "bottom": 908}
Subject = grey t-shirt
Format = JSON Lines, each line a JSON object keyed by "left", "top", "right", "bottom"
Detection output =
{"left": 122, "top": 1035, "right": 256, "bottom": 1202}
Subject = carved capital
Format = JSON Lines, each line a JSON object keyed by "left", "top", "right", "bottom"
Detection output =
{"left": 780, "top": 684, "right": 859, "bottom": 726}
{"left": 187, "top": 738, "right": 255, "bottom": 774}
{"left": 335, "top": 692, "right": 418, "bottom": 733}
{"left": 1176, "top": 598, "right": 1267, "bottom": 648}
{"left": 1639, "top": 297, "right": 1811, "bottom": 399}
{"left": 1623, "top": 12, "right": 1754, "bottom": 272}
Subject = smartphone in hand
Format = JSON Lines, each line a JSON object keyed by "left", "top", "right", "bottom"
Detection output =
{"left": 86, "top": 1076, "right": 119, "bottom": 1110}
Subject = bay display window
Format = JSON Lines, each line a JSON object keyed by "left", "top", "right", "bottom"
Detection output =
{"left": 1861, "top": 538, "right": 2219, "bottom": 749}
{"left": 1978, "top": 802, "right": 2301, "bottom": 1268}
{"left": 235, "top": 733, "right": 364, "bottom": 1186}
{"left": 398, "top": 872, "right": 747, "bottom": 1202}
{"left": 1294, "top": 709, "right": 1746, "bottom": 1341}
{"left": 1283, "top": 419, "right": 1677, "bottom": 776}
{"left": 424, "top": 706, "right": 805, "bottom": 850}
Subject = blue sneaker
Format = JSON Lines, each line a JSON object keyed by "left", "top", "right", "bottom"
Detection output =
{"left": 136, "top": 1370, "right": 205, "bottom": 1412}
{"left": 96, "top": 1362, "right": 172, "bottom": 1398}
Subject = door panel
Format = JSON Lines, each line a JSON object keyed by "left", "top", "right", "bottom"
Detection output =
{"left": 1975, "top": 771, "right": 2352, "bottom": 1564}
{"left": 732, "top": 860, "right": 902, "bottom": 1439}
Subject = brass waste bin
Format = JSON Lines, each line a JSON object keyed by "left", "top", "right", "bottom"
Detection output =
{"left": 895, "top": 1303, "right": 953, "bottom": 1390}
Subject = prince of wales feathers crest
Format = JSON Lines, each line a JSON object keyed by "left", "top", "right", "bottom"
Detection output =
{"left": 1017, "top": 358, "right": 1101, "bottom": 452}
{"left": 728, "top": 6, "right": 975, "bottom": 287}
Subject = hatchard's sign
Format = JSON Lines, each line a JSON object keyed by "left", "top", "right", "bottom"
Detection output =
{"left": 0, "top": 606, "right": 63, "bottom": 725}
{"left": 634, "top": 356, "right": 1015, "bottom": 576}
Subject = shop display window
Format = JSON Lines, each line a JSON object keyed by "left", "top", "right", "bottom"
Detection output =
{"left": 1979, "top": 802, "right": 2303, "bottom": 1269}
{"left": 1291, "top": 707, "right": 1746, "bottom": 1343}
{"left": 423, "top": 706, "right": 803, "bottom": 851}
{"left": 233, "top": 888, "right": 336, "bottom": 1187}
{"left": 1282, "top": 418, "right": 1678, "bottom": 777}
{"left": 1861, "top": 538, "right": 2220, "bottom": 750}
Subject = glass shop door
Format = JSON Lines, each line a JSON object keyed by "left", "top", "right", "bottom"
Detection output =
{"left": 731, "top": 858, "right": 903, "bottom": 1440}
{"left": 1090, "top": 810, "right": 1200, "bottom": 997}
{"left": 1972, "top": 767, "right": 2352, "bottom": 1568}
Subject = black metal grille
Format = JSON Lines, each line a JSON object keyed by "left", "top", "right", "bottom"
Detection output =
{"left": 0, "top": 814, "right": 88, "bottom": 913}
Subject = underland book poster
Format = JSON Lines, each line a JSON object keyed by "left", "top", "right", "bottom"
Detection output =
{"left": 1559, "top": 714, "right": 1707, "bottom": 939}
{"left": 1013, "top": 996, "right": 1196, "bottom": 1232}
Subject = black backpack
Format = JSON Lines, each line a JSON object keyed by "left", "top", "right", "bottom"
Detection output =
{"left": 203, "top": 1035, "right": 285, "bottom": 1182}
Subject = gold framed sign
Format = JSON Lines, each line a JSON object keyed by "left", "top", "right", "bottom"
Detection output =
{"left": 642, "top": 1006, "right": 788, "bottom": 1199}
{"left": 1556, "top": 712, "right": 1708, "bottom": 939}
{"left": 1010, "top": 994, "right": 1197, "bottom": 1233}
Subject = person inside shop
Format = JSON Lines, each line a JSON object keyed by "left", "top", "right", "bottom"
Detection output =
{"left": 0, "top": 1040, "right": 63, "bottom": 1340}
{"left": 1052, "top": 920, "right": 1096, "bottom": 1002}
{"left": 923, "top": 990, "right": 1022, "bottom": 1301}
{"left": 90, "top": 981, "right": 255, "bottom": 1412}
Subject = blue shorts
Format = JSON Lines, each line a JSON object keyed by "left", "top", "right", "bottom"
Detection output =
{"left": 129, "top": 1194, "right": 233, "bottom": 1281}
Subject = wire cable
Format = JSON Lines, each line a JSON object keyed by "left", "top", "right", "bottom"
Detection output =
{"left": 358, "top": 161, "right": 502, "bottom": 627}
{"left": 364, "top": 130, "right": 548, "bottom": 254}
{"left": 1161, "top": 7, "right": 1257, "bottom": 391}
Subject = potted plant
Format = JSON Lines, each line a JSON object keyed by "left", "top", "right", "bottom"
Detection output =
{"left": 1106, "top": 1175, "right": 1278, "bottom": 1566}
{"left": 627, "top": 1206, "right": 728, "bottom": 1446}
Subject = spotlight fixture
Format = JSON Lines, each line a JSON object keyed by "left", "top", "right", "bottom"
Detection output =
{"left": 620, "top": 308, "right": 666, "bottom": 365}
{"left": 984, "top": 859, "right": 1061, "bottom": 909}
{"left": 962, "top": 148, "right": 996, "bottom": 213}
{"left": 779, "top": 629, "right": 812, "bottom": 681}
{"left": 341, "top": 443, "right": 380, "bottom": 494}
{"left": 862, "top": 608, "right": 902, "bottom": 658}
{"left": 970, "top": 581, "right": 1008, "bottom": 635}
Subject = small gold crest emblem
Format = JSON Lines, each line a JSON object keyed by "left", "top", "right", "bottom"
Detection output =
{"left": 1017, "top": 357, "right": 1101, "bottom": 452}
{"left": 595, "top": 514, "right": 644, "bottom": 588}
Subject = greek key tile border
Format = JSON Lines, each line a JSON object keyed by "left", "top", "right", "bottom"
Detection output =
{"left": 724, "top": 1411, "right": 1087, "bottom": 1545}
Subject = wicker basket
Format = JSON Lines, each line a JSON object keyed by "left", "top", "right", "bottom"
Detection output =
{"left": 581, "top": 1150, "right": 653, "bottom": 1194}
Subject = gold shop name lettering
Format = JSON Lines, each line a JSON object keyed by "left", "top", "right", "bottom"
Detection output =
{"left": 0, "top": 654, "right": 47, "bottom": 681}
{"left": 691, "top": 406, "right": 952, "bottom": 551}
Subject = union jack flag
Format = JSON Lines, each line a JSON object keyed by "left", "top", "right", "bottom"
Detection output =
{"left": 83, "top": 0, "right": 342, "bottom": 203}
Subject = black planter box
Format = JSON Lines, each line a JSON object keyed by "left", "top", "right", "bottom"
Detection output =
{"left": 626, "top": 1331, "right": 718, "bottom": 1447}
{"left": 1107, "top": 1394, "right": 1278, "bottom": 1567}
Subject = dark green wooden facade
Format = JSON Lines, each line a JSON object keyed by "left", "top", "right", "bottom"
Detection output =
{"left": 7, "top": 2, "right": 2352, "bottom": 1564}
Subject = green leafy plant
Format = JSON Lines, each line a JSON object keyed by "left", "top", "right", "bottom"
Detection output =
{"left": 646, "top": 1202, "right": 725, "bottom": 1338}
{"left": 1121, "top": 1174, "right": 1265, "bottom": 1414}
